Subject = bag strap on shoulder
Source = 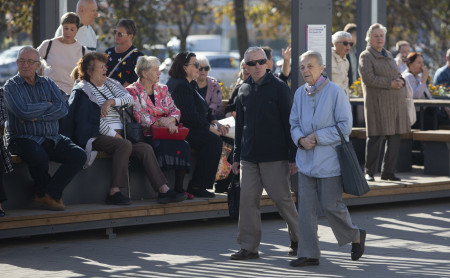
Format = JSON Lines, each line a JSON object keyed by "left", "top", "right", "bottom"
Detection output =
{"left": 44, "top": 40, "right": 53, "bottom": 60}
{"left": 107, "top": 48, "right": 138, "bottom": 78}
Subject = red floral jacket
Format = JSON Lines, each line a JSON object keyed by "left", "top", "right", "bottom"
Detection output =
{"left": 126, "top": 79, "right": 181, "bottom": 136}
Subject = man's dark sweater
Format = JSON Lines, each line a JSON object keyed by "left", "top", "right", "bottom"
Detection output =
{"left": 233, "top": 72, "right": 296, "bottom": 163}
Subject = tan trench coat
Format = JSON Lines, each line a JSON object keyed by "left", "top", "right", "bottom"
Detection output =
{"left": 359, "top": 46, "right": 411, "bottom": 136}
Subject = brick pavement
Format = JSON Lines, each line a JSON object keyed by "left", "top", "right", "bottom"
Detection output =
{"left": 0, "top": 198, "right": 449, "bottom": 278}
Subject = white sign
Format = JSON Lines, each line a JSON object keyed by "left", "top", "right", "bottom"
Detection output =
{"left": 306, "top": 24, "right": 327, "bottom": 67}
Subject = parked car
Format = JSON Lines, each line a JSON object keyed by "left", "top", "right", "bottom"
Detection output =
{"left": 196, "top": 51, "right": 240, "bottom": 87}
{"left": 0, "top": 46, "right": 23, "bottom": 84}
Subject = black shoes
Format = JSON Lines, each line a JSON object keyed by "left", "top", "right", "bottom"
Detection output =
{"left": 0, "top": 208, "right": 5, "bottom": 217}
{"left": 290, "top": 257, "right": 320, "bottom": 267}
{"left": 381, "top": 173, "right": 401, "bottom": 181}
{"left": 230, "top": 249, "right": 259, "bottom": 260}
{"left": 188, "top": 187, "right": 215, "bottom": 198}
{"left": 105, "top": 192, "right": 131, "bottom": 205}
{"left": 157, "top": 189, "right": 187, "bottom": 204}
{"left": 351, "top": 229, "right": 366, "bottom": 261}
{"left": 288, "top": 241, "right": 298, "bottom": 256}
{"left": 365, "top": 174, "right": 375, "bottom": 182}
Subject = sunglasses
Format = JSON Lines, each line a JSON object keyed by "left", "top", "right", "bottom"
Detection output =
{"left": 113, "top": 30, "right": 129, "bottom": 38}
{"left": 245, "top": 59, "right": 267, "bottom": 66}
{"left": 338, "top": 41, "right": 354, "bottom": 47}
{"left": 185, "top": 62, "right": 200, "bottom": 69}
{"left": 199, "top": 66, "right": 210, "bottom": 71}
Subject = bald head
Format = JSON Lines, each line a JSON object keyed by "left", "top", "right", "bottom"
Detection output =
{"left": 76, "top": 0, "right": 98, "bottom": 26}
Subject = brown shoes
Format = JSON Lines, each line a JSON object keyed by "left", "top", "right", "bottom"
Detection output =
{"left": 34, "top": 194, "right": 66, "bottom": 211}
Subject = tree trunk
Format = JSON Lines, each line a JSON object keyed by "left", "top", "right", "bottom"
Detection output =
{"left": 233, "top": 0, "right": 248, "bottom": 60}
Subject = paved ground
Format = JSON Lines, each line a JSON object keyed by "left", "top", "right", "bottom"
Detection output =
{"left": 0, "top": 198, "right": 449, "bottom": 278}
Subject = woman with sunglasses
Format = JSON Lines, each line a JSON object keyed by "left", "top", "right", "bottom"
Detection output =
{"left": 105, "top": 18, "right": 143, "bottom": 87}
{"left": 331, "top": 31, "right": 353, "bottom": 97}
{"left": 195, "top": 55, "right": 223, "bottom": 118}
{"left": 166, "top": 52, "right": 228, "bottom": 198}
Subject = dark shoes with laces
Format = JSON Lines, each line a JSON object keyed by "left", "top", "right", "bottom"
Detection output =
{"left": 105, "top": 192, "right": 131, "bottom": 205}
{"left": 157, "top": 189, "right": 187, "bottom": 204}
{"left": 351, "top": 229, "right": 366, "bottom": 261}
{"left": 230, "top": 249, "right": 259, "bottom": 260}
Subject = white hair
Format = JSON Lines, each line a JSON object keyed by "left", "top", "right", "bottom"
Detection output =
{"left": 300, "top": 50, "right": 323, "bottom": 66}
{"left": 332, "top": 31, "right": 352, "bottom": 45}
{"left": 135, "top": 56, "right": 161, "bottom": 78}
{"left": 76, "top": 0, "right": 97, "bottom": 13}
{"left": 17, "top": 46, "right": 40, "bottom": 60}
{"left": 196, "top": 55, "right": 210, "bottom": 68}
{"left": 365, "top": 23, "right": 387, "bottom": 43}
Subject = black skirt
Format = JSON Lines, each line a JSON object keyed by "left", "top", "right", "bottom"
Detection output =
{"left": 144, "top": 136, "right": 191, "bottom": 172}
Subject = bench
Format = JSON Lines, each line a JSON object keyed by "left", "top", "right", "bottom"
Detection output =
{"left": 413, "top": 130, "right": 450, "bottom": 175}
{"left": 350, "top": 128, "right": 414, "bottom": 172}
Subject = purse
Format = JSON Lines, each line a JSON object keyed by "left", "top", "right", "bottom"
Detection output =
{"left": 151, "top": 123, "right": 189, "bottom": 140}
{"left": 335, "top": 125, "right": 370, "bottom": 196}
{"left": 215, "top": 142, "right": 232, "bottom": 181}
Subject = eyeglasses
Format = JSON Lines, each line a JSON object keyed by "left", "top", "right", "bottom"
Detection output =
{"left": 17, "top": 59, "right": 40, "bottom": 66}
{"left": 113, "top": 30, "right": 130, "bottom": 38}
{"left": 245, "top": 59, "right": 267, "bottom": 66}
{"left": 337, "top": 41, "right": 354, "bottom": 47}
{"left": 199, "top": 66, "right": 210, "bottom": 71}
{"left": 185, "top": 62, "right": 200, "bottom": 69}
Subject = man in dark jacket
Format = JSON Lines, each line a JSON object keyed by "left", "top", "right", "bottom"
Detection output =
{"left": 230, "top": 46, "right": 299, "bottom": 260}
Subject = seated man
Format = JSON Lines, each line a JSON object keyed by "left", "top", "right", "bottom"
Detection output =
{"left": 433, "top": 48, "right": 450, "bottom": 88}
{"left": 3, "top": 46, "right": 86, "bottom": 211}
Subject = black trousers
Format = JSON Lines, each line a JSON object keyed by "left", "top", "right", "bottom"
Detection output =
{"left": 364, "top": 134, "right": 401, "bottom": 175}
{"left": 185, "top": 128, "right": 222, "bottom": 190}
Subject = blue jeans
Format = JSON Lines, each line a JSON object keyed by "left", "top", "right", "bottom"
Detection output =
{"left": 9, "top": 136, "right": 86, "bottom": 200}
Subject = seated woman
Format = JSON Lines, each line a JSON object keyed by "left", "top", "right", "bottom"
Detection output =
{"left": 166, "top": 52, "right": 228, "bottom": 198}
{"left": 402, "top": 51, "right": 450, "bottom": 129}
{"left": 195, "top": 55, "right": 223, "bottom": 119}
{"left": 126, "top": 56, "right": 192, "bottom": 199}
{"left": 61, "top": 52, "right": 186, "bottom": 205}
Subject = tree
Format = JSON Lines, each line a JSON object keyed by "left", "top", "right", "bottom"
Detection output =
{"left": 0, "top": 0, "right": 38, "bottom": 47}
{"left": 157, "top": 0, "right": 214, "bottom": 53}
{"left": 233, "top": 0, "right": 249, "bottom": 59}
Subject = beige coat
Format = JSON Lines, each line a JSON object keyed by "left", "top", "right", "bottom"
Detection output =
{"left": 331, "top": 49, "right": 350, "bottom": 97}
{"left": 359, "top": 46, "right": 411, "bottom": 136}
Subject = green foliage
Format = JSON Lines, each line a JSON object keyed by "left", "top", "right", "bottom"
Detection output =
{"left": 0, "top": 0, "right": 35, "bottom": 46}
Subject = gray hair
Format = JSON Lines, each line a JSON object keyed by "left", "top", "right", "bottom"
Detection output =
{"left": 76, "top": 0, "right": 97, "bottom": 13}
{"left": 37, "top": 58, "right": 49, "bottom": 75}
{"left": 196, "top": 55, "right": 210, "bottom": 68}
{"left": 17, "top": 46, "right": 40, "bottom": 60}
{"left": 300, "top": 50, "right": 323, "bottom": 66}
{"left": 244, "top": 47, "right": 267, "bottom": 62}
{"left": 365, "top": 23, "right": 387, "bottom": 43}
{"left": 332, "top": 31, "right": 352, "bottom": 45}
{"left": 135, "top": 56, "right": 161, "bottom": 78}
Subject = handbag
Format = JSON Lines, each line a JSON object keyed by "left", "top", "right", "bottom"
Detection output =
{"left": 227, "top": 174, "right": 240, "bottom": 220}
{"left": 335, "top": 125, "right": 370, "bottom": 196}
{"left": 404, "top": 82, "right": 417, "bottom": 126}
{"left": 215, "top": 142, "right": 232, "bottom": 181}
{"left": 151, "top": 123, "right": 189, "bottom": 140}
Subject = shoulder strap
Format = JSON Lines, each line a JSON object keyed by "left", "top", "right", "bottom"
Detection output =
{"left": 82, "top": 46, "right": 86, "bottom": 56}
{"left": 44, "top": 40, "right": 53, "bottom": 60}
{"left": 107, "top": 48, "right": 138, "bottom": 78}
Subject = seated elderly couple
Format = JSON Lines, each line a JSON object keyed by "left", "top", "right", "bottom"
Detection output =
{"left": 3, "top": 47, "right": 223, "bottom": 211}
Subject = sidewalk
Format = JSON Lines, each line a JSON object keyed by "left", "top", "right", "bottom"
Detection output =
{"left": 0, "top": 198, "right": 449, "bottom": 278}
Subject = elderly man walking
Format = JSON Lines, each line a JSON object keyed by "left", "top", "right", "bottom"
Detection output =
{"left": 3, "top": 46, "right": 86, "bottom": 211}
{"left": 55, "top": 0, "right": 99, "bottom": 52}
{"left": 230, "top": 46, "right": 299, "bottom": 260}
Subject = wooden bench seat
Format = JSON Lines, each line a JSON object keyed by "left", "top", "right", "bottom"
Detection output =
{"left": 413, "top": 130, "right": 450, "bottom": 175}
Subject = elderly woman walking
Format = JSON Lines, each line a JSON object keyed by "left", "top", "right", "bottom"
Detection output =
{"left": 289, "top": 50, "right": 366, "bottom": 267}
{"left": 359, "top": 23, "right": 410, "bottom": 182}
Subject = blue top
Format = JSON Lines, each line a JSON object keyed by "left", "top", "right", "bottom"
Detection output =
{"left": 3, "top": 73, "right": 68, "bottom": 145}
{"left": 290, "top": 78, "right": 352, "bottom": 178}
{"left": 433, "top": 65, "right": 450, "bottom": 88}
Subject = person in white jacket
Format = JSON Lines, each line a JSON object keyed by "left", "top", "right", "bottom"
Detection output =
{"left": 331, "top": 31, "right": 353, "bottom": 98}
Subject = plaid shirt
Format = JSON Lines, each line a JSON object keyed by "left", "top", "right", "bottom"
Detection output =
{"left": 0, "top": 88, "right": 13, "bottom": 173}
{"left": 3, "top": 74, "right": 68, "bottom": 145}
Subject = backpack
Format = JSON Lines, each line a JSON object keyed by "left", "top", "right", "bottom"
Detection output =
{"left": 43, "top": 39, "right": 86, "bottom": 60}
